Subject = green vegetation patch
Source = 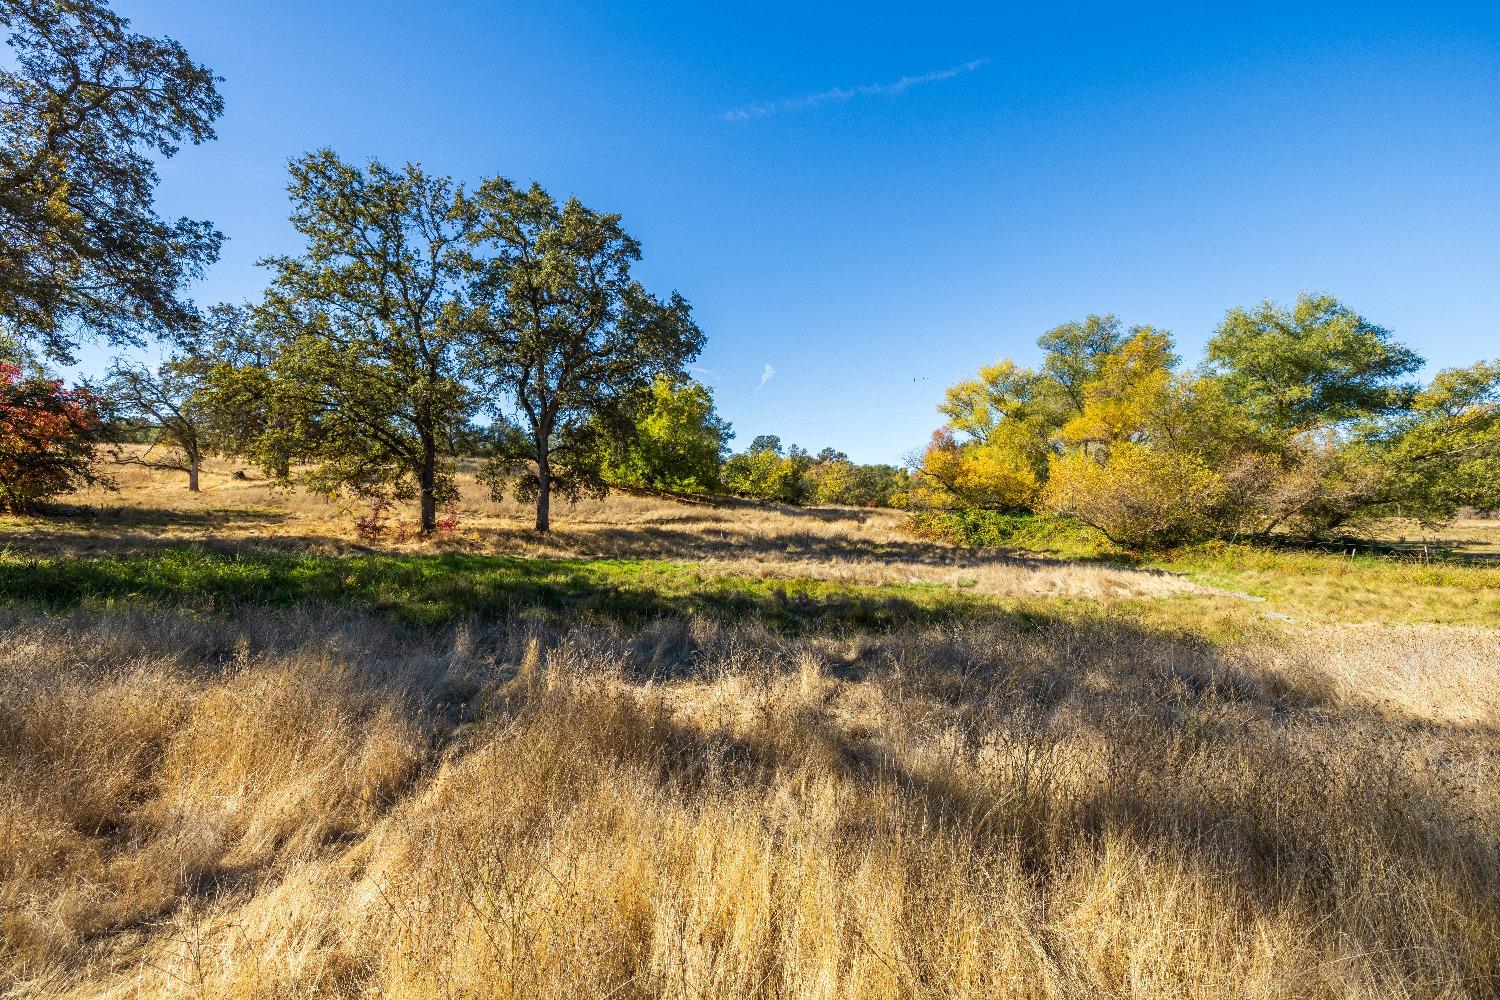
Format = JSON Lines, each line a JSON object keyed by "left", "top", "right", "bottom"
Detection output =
{"left": 0, "top": 546, "right": 1010, "bottom": 632}
{"left": 1165, "top": 542, "right": 1500, "bottom": 627}
{"left": 911, "top": 510, "right": 1500, "bottom": 627}
{"left": 0, "top": 544, "right": 1292, "bottom": 643}
{"left": 908, "top": 509, "right": 1113, "bottom": 559}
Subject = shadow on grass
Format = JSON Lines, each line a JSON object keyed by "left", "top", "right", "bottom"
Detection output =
{"left": 0, "top": 545, "right": 1013, "bottom": 632}
{"left": 1257, "top": 533, "right": 1500, "bottom": 566}
{"left": 490, "top": 520, "right": 1152, "bottom": 576}
{"left": 4, "top": 502, "right": 1169, "bottom": 585}
{"left": 481, "top": 629, "right": 1499, "bottom": 984}
{"left": 8, "top": 596, "right": 1495, "bottom": 992}
{"left": 613, "top": 488, "right": 883, "bottom": 525}
{"left": 36, "top": 503, "right": 290, "bottom": 529}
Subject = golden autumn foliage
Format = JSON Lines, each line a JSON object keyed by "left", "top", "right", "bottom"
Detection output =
{"left": 912, "top": 428, "right": 1039, "bottom": 511}
{"left": 1043, "top": 442, "right": 1227, "bottom": 550}
{"left": 921, "top": 300, "right": 1500, "bottom": 549}
{"left": 1058, "top": 329, "right": 1176, "bottom": 446}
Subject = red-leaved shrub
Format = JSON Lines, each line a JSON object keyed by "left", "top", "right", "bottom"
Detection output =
{"left": 0, "top": 363, "right": 102, "bottom": 513}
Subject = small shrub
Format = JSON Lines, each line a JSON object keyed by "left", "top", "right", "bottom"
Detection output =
{"left": 355, "top": 497, "right": 393, "bottom": 542}
{"left": 436, "top": 496, "right": 461, "bottom": 536}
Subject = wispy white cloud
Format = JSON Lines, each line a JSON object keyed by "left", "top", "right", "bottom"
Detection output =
{"left": 725, "top": 58, "right": 988, "bottom": 122}
{"left": 755, "top": 363, "right": 776, "bottom": 391}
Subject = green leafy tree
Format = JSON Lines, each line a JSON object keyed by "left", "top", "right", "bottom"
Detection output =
{"left": 808, "top": 458, "right": 858, "bottom": 505}
{"left": 724, "top": 439, "right": 903, "bottom": 506}
{"left": 0, "top": 0, "right": 223, "bottom": 362}
{"left": 806, "top": 456, "right": 907, "bottom": 507}
{"left": 1366, "top": 360, "right": 1500, "bottom": 520}
{"left": 748, "top": 434, "right": 782, "bottom": 456}
{"left": 1036, "top": 314, "right": 1129, "bottom": 414}
{"left": 1206, "top": 293, "right": 1422, "bottom": 432}
{"left": 466, "top": 179, "right": 704, "bottom": 531}
{"left": 722, "top": 446, "right": 808, "bottom": 503}
{"left": 869, "top": 465, "right": 911, "bottom": 508}
{"left": 259, "top": 152, "right": 478, "bottom": 534}
{"left": 102, "top": 355, "right": 214, "bottom": 490}
{"left": 601, "top": 375, "right": 731, "bottom": 493}
{"left": 181, "top": 302, "right": 294, "bottom": 478}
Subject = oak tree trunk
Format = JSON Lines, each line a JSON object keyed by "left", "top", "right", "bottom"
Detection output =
{"left": 418, "top": 436, "right": 438, "bottom": 535}
{"left": 535, "top": 451, "right": 552, "bottom": 532}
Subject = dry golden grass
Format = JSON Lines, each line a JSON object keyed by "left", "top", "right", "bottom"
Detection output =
{"left": 2, "top": 607, "right": 1497, "bottom": 999}
{"left": 2, "top": 455, "right": 1497, "bottom": 997}
{"left": 1258, "top": 624, "right": 1500, "bottom": 726}
{"left": 1, "top": 450, "right": 1205, "bottom": 604}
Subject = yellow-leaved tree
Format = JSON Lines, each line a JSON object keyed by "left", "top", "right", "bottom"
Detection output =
{"left": 920, "top": 300, "right": 1465, "bottom": 550}
{"left": 911, "top": 359, "right": 1054, "bottom": 510}
{"left": 913, "top": 428, "right": 1040, "bottom": 510}
{"left": 1039, "top": 327, "right": 1239, "bottom": 548}
{"left": 1057, "top": 328, "right": 1176, "bottom": 447}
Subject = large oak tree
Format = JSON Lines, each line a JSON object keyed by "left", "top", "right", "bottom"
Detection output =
{"left": 466, "top": 180, "right": 703, "bottom": 531}
{"left": 0, "top": 0, "right": 222, "bottom": 363}
{"left": 259, "top": 151, "right": 478, "bottom": 534}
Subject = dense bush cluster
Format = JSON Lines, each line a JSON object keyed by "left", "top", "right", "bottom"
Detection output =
{"left": 720, "top": 436, "right": 908, "bottom": 507}
{"left": 913, "top": 297, "right": 1500, "bottom": 550}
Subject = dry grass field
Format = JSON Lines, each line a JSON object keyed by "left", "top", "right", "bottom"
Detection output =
{"left": 3, "top": 452, "right": 1211, "bottom": 604}
{"left": 2, "top": 453, "right": 1497, "bottom": 998}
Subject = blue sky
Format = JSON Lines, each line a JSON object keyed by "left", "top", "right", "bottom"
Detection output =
{"left": 105, "top": 1, "right": 1500, "bottom": 463}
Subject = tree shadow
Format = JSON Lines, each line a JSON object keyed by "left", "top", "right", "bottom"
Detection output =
{"left": 0, "top": 543, "right": 1009, "bottom": 632}
{"left": 514, "top": 519, "right": 1152, "bottom": 576}
{"left": 6, "top": 496, "right": 1171, "bottom": 587}
{"left": 485, "top": 623, "right": 1498, "bottom": 985}
{"left": 32, "top": 502, "right": 289, "bottom": 529}
{"left": 0, "top": 528, "right": 356, "bottom": 560}
{"left": 1266, "top": 534, "right": 1500, "bottom": 565}
{"left": 613, "top": 489, "right": 882, "bottom": 525}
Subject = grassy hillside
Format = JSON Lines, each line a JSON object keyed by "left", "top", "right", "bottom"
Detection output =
{"left": 2, "top": 455, "right": 1496, "bottom": 998}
